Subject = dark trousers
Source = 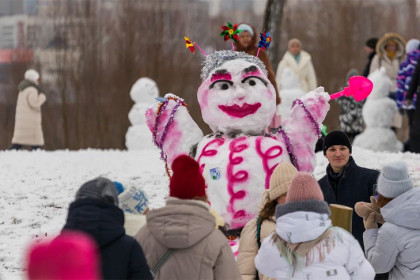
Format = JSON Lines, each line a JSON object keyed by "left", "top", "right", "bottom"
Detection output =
{"left": 9, "top": 144, "right": 41, "bottom": 150}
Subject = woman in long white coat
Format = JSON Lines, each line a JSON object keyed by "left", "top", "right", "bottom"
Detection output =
{"left": 276, "top": 39, "right": 317, "bottom": 93}
{"left": 10, "top": 69, "right": 46, "bottom": 150}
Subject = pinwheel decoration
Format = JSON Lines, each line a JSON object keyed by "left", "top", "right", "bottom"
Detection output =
{"left": 256, "top": 32, "right": 271, "bottom": 57}
{"left": 258, "top": 32, "right": 271, "bottom": 50}
{"left": 220, "top": 22, "right": 241, "bottom": 50}
{"left": 184, "top": 36, "right": 195, "bottom": 53}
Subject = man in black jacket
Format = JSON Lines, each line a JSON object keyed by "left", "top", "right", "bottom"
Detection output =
{"left": 318, "top": 131, "right": 379, "bottom": 249}
{"left": 63, "top": 177, "right": 153, "bottom": 280}
{"left": 363, "top": 38, "right": 378, "bottom": 77}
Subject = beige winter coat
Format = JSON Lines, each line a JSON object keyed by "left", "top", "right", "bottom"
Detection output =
{"left": 276, "top": 50, "right": 317, "bottom": 92}
{"left": 135, "top": 197, "right": 240, "bottom": 280}
{"left": 370, "top": 32, "right": 406, "bottom": 92}
{"left": 124, "top": 213, "right": 146, "bottom": 237}
{"left": 12, "top": 81, "right": 46, "bottom": 146}
{"left": 237, "top": 217, "right": 276, "bottom": 280}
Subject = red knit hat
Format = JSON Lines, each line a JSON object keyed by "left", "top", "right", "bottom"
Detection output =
{"left": 27, "top": 231, "right": 100, "bottom": 280}
{"left": 169, "top": 155, "right": 206, "bottom": 199}
{"left": 286, "top": 172, "right": 324, "bottom": 203}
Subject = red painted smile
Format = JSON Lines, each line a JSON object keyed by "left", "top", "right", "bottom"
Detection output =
{"left": 218, "top": 103, "right": 262, "bottom": 118}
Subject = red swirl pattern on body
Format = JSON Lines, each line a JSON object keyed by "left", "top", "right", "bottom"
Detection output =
{"left": 197, "top": 138, "right": 225, "bottom": 174}
{"left": 227, "top": 136, "right": 250, "bottom": 228}
{"left": 255, "top": 136, "right": 283, "bottom": 189}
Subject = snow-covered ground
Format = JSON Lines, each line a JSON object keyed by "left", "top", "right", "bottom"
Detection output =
{"left": 1, "top": 148, "right": 419, "bottom": 279}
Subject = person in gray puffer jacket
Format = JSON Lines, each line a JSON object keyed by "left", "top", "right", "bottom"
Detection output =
{"left": 363, "top": 161, "right": 420, "bottom": 280}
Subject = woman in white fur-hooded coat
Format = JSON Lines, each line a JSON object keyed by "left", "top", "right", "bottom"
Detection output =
{"left": 255, "top": 173, "right": 375, "bottom": 280}
{"left": 276, "top": 39, "right": 317, "bottom": 93}
{"left": 11, "top": 69, "right": 46, "bottom": 147}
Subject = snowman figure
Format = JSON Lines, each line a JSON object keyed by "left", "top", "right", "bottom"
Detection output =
{"left": 353, "top": 68, "right": 403, "bottom": 152}
{"left": 146, "top": 50, "right": 330, "bottom": 229}
{"left": 277, "top": 67, "right": 306, "bottom": 120}
{"left": 126, "top": 78, "right": 159, "bottom": 150}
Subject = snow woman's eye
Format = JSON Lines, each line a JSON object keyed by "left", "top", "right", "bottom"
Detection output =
{"left": 241, "top": 76, "right": 267, "bottom": 87}
{"left": 210, "top": 80, "right": 233, "bottom": 91}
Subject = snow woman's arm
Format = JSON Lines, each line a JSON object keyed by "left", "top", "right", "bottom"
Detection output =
{"left": 279, "top": 87, "right": 330, "bottom": 172}
{"left": 145, "top": 93, "right": 203, "bottom": 166}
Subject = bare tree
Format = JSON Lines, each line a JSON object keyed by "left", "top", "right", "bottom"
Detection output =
{"left": 263, "top": 0, "right": 287, "bottom": 69}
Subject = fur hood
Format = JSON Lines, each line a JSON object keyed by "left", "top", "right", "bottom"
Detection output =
{"left": 376, "top": 32, "right": 406, "bottom": 60}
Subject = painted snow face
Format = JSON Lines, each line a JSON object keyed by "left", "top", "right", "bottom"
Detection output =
{"left": 197, "top": 60, "right": 276, "bottom": 134}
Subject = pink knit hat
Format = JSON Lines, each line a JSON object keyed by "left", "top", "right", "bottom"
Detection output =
{"left": 27, "top": 231, "right": 101, "bottom": 280}
{"left": 286, "top": 172, "right": 324, "bottom": 203}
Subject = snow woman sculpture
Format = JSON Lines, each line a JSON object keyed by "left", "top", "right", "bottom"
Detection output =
{"left": 145, "top": 24, "right": 372, "bottom": 230}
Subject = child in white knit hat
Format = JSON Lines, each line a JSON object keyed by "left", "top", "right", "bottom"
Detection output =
{"left": 361, "top": 161, "right": 420, "bottom": 279}
{"left": 114, "top": 182, "right": 149, "bottom": 236}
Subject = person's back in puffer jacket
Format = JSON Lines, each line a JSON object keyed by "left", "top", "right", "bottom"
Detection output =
{"left": 136, "top": 155, "right": 240, "bottom": 280}
{"left": 363, "top": 161, "right": 420, "bottom": 279}
{"left": 255, "top": 173, "right": 375, "bottom": 280}
{"left": 63, "top": 177, "right": 153, "bottom": 280}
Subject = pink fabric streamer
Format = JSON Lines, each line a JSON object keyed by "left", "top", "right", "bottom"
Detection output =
{"left": 231, "top": 40, "right": 235, "bottom": 51}
{"left": 256, "top": 48, "right": 261, "bottom": 57}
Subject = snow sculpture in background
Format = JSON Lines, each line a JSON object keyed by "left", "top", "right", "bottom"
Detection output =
{"left": 353, "top": 67, "right": 403, "bottom": 152}
{"left": 126, "top": 78, "right": 159, "bottom": 150}
{"left": 145, "top": 50, "right": 330, "bottom": 230}
{"left": 277, "top": 67, "right": 305, "bottom": 120}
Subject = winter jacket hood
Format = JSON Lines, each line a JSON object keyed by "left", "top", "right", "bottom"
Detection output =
{"left": 63, "top": 198, "right": 125, "bottom": 248}
{"left": 275, "top": 208, "right": 331, "bottom": 244}
{"left": 376, "top": 33, "right": 406, "bottom": 60}
{"left": 146, "top": 197, "right": 215, "bottom": 249}
{"left": 381, "top": 187, "right": 420, "bottom": 229}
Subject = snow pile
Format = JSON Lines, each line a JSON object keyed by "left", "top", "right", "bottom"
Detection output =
{"left": 126, "top": 78, "right": 159, "bottom": 150}
{"left": 1, "top": 148, "right": 419, "bottom": 279}
{"left": 353, "top": 68, "right": 403, "bottom": 152}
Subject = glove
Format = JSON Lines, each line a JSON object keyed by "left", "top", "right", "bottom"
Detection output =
{"left": 363, "top": 212, "right": 378, "bottom": 229}
{"left": 355, "top": 196, "right": 385, "bottom": 224}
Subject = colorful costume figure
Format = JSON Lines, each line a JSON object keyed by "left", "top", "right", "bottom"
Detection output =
{"left": 146, "top": 50, "right": 330, "bottom": 229}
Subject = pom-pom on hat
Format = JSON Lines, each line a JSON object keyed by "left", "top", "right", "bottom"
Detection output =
{"left": 323, "top": 131, "right": 352, "bottom": 155}
{"left": 118, "top": 185, "right": 149, "bottom": 215}
{"left": 24, "top": 69, "right": 40, "bottom": 84}
{"left": 169, "top": 155, "right": 206, "bottom": 199}
{"left": 377, "top": 161, "right": 414, "bottom": 199}
{"left": 26, "top": 231, "right": 100, "bottom": 280}
{"left": 268, "top": 162, "right": 298, "bottom": 201}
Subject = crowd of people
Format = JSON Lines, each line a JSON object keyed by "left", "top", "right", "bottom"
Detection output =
{"left": 9, "top": 22, "right": 419, "bottom": 280}
{"left": 25, "top": 132, "right": 419, "bottom": 280}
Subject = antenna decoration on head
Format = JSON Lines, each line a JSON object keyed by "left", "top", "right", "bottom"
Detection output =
{"left": 183, "top": 22, "right": 272, "bottom": 60}
{"left": 257, "top": 32, "right": 271, "bottom": 57}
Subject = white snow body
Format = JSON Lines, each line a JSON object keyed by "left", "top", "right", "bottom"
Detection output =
{"left": 354, "top": 68, "right": 403, "bottom": 152}
{"left": 197, "top": 134, "right": 290, "bottom": 229}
